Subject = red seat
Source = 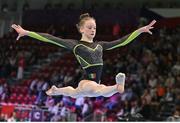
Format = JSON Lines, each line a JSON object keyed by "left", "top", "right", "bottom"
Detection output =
{"left": 16, "top": 94, "right": 23, "bottom": 103}
{"left": 15, "top": 110, "right": 22, "bottom": 119}
{"left": 21, "top": 110, "right": 30, "bottom": 119}
{"left": 21, "top": 87, "right": 28, "bottom": 95}
{"left": 31, "top": 95, "right": 37, "bottom": 102}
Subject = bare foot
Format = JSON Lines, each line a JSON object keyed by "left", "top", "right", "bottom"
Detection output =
{"left": 46, "top": 85, "right": 58, "bottom": 96}
{"left": 115, "top": 73, "right": 125, "bottom": 93}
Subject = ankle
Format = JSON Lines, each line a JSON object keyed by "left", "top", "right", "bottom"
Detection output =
{"left": 116, "top": 84, "right": 124, "bottom": 93}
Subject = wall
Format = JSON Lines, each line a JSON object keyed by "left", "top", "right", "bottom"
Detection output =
{"left": 0, "top": 0, "right": 180, "bottom": 11}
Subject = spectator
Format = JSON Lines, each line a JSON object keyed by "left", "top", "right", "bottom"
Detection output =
{"left": 121, "top": 87, "right": 133, "bottom": 101}
{"left": 116, "top": 106, "right": 124, "bottom": 117}
{"left": 0, "top": 114, "right": 5, "bottom": 121}
{"left": 139, "top": 98, "right": 152, "bottom": 120}
{"left": 172, "top": 61, "right": 180, "bottom": 75}
{"left": 167, "top": 108, "right": 180, "bottom": 121}
{"left": 63, "top": 72, "right": 73, "bottom": 85}
{"left": 8, "top": 53, "right": 17, "bottom": 75}
{"left": 28, "top": 49, "right": 38, "bottom": 66}
{"left": 0, "top": 83, "right": 4, "bottom": 98}
{"left": 82, "top": 98, "right": 93, "bottom": 119}
{"left": 36, "top": 79, "right": 48, "bottom": 104}
{"left": 104, "top": 94, "right": 119, "bottom": 110}
{"left": 122, "top": 100, "right": 130, "bottom": 117}
{"left": 141, "top": 89, "right": 152, "bottom": 105}
{"left": 165, "top": 73, "right": 175, "bottom": 88}
{"left": 130, "top": 100, "right": 141, "bottom": 116}
{"left": 148, "top": 74, "right": 158, "bottom": 99}
{"left": 50, "top": 70, "right": 60, "bottom": 86}
{"left": 35, "top": 78, "right": 49, "bottom": 105}
{"left": 60, "top": 101, "right": 69, "bottom": 121}
{"left": 112, "top": 22, "right": 121, "bottom": 37}
{"left": 162, "top": 87, "right": 174, "bottom": 102}
{"left": 156, "top": 83, "right": 166, "bottom": 101}
{"left": 17, "top": 52, "right": 25, "bottom": 80}
{"left": 51, "top": 103, "right": 60, "bottom": 116}
{"left": 1, "top": 83, "right": 10, "bottom": 101}
{"left": 75, "top": 97, "right": 84, "bottom": 118}
{"left": 29, "top": 78, "right": 38, "bottom": 95}
{"left": 7, "top": 112, "right": 17, "bottom": 122}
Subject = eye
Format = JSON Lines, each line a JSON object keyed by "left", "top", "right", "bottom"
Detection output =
{"left": 87, "top": 26, "right": 96, "bottom": 30}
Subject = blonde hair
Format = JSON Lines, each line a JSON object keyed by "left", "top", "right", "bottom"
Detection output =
{"left": 76, "top": 13, "right": 95, "bottom": 33}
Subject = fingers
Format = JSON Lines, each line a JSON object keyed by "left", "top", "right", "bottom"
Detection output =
{"left": 16, "top": 35, "right": 21, "bottom": 40}
{"left": 11, "top": 24, "right": 21, "bottom": 29}
{"left": 148, "top": 30, "right": 152, "bottom": 35}
{"left": 148, "top": 20, "right": 156, "bottom": 27}
{"left": 17, "top": 25, "right": 21, "bottom": 28}
{"left": 11, "top": 24, "right": 18, "bottom": 29}
{"left": 149, "top": 27, "right": 154, "bottom": 29}
{"left": 146, "top": 20, "right": 155, "bottom": 35}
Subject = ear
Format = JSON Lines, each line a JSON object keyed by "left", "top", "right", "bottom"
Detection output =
{"left": 80, "top": 26, "right": 84, "bottom": 34}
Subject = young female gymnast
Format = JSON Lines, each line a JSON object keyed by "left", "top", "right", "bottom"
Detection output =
{"left": 11, "top": 13, "right": 156, "bottom": 98}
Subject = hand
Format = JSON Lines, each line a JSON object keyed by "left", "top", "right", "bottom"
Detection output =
{"left": 11, "top": 24, "right": 29, "bottom": 40}
{"left": 137, "top": 20, "right": 156, "bottom": 35}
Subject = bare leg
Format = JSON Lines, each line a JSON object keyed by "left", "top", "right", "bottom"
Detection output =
{"left": 77, "top": 73, "right": 125, "bottom": 97}
{"left": 95, "top": 84, "right": 118, "bottom": 97}
{"left": 79, "top": 83, "right": 118, "bottom": 97}
{"left": 46, "top": 72, "right": 125, "bottom": 98}
{"left": 46, "top": 85, "right": 81, "bottom": 98}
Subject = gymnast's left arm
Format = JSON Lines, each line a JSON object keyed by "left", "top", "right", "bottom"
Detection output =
{"left": 99, "top": 20, "right": 156, "bottom": 50}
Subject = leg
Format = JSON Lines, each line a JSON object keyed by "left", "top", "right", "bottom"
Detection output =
{"left": 78, "top": 73, "right": 125, "bottom": 97}
{"left": 46, "top": 80, "right": 101, "bottom": 98}
{"left": 94, "top": 84, "right": 118, "bottom": 97}
{"left": 46, "top": 72, "right": 125, "bottom": 98}
{"left": 46, "top": 85, "right": 81, "bottom": 98}
{"left": 80, "top": 83, "right": 123, "bottom": 97}
{"left": 46, "top": 81, "right": 96, "bottom": 98}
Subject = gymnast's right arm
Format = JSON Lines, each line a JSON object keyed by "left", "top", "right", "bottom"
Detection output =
{"left": 11, "top": 24, "right": 76, "bottom": 50}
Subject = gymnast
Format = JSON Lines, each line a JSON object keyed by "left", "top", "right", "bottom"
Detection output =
{"left": 11, "top": 13, "right": 156, "bottom": 98}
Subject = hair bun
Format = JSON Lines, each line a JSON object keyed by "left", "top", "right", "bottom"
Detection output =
{"left": 79, "top": 13, "right": 90, "bottom": 20}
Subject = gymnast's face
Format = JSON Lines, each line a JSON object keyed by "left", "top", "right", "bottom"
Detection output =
{"left": 80, "top": 19, "right": 96, "bottom": 40}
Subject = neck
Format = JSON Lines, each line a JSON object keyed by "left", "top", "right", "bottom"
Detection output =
{"left": 80, "top": 35, "right": 93, "bottom": 43}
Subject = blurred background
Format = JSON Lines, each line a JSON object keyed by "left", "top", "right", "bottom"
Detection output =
{"left": 0, "top": 0, "right": 180, "bottom": 121}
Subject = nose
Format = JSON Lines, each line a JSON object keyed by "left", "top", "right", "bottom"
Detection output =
{"left": 92, "top": 29, "right": 95, "bottom": 32}
{"left": 92, "top": 28, "right": 95, "bottom": 31}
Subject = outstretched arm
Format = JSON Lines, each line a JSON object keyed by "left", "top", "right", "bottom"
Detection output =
{"left": 99, "top": 20, "right": 156, "bottom": 50}
{"left": 11, "top": 24, "right": 77, "bottom": 50}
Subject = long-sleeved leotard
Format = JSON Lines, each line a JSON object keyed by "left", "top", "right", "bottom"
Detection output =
{"left": 28, "top": 30, "right": 140, "bottom": 83}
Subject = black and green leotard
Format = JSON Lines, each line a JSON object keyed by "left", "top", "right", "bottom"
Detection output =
{"left": 28, "top": 30, "right": 140, "bottom": 83}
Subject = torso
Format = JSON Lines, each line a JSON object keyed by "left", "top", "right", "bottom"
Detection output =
{"left": 73, "top": 41, "right": 104, "bottom": 83}
{"left": 73, "top": 41, "right": 103, "bottom": 69}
